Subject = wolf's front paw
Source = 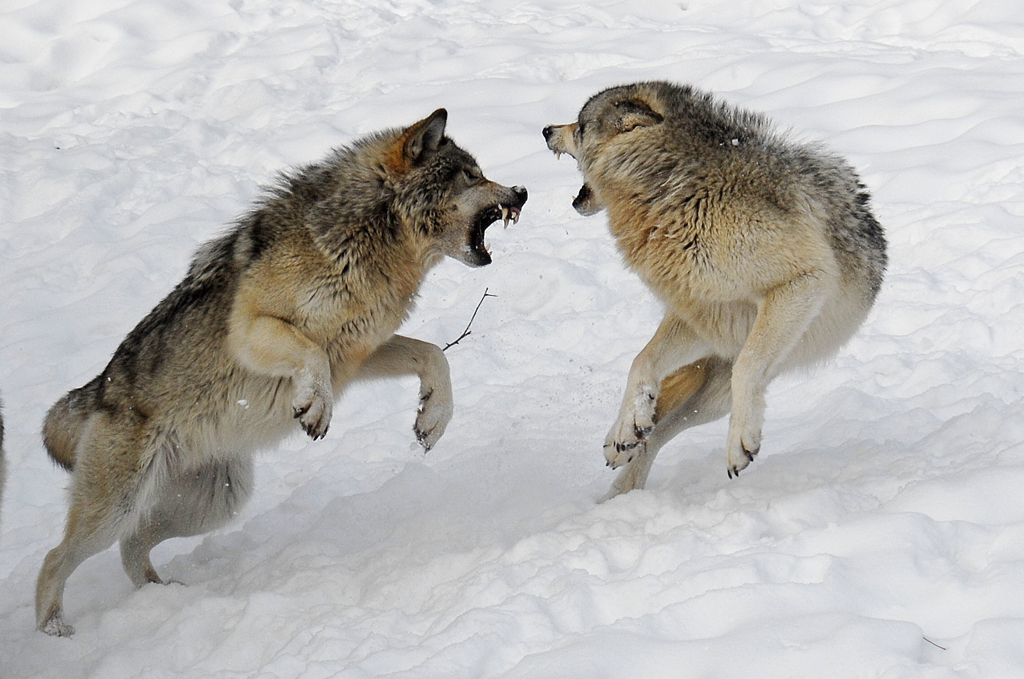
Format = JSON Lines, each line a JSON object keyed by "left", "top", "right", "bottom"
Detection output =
{"left": 293, "top": 379, "right": 332, "bottom": 441}
{"left": 294, "top": 395, "right": 331, "bottom": 440}
{"left": 603, "top": 419, "right": 654, "bottom": 470}
{"left": 603, "top": 389, "right": 657, "bottom": 469}
{"left": 725, "top": 421, "right": 761, "bottom": 479}
{"left": 603, "top": 431, "right": 647, "bottom": 470}
{"left": 414, "top": 382, "right": 453, "bottom": 452}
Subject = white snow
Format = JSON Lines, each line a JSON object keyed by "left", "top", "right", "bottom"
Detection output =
{"left": 2, "top": 0, "right": 1024, "bottom": 677}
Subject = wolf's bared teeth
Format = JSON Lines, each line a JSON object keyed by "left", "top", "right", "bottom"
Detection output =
{"left": 500, "top": 205, "right": 510, "bottom": 228}
{"left": 556, "top": 152, "right": 562, "bottom": 160}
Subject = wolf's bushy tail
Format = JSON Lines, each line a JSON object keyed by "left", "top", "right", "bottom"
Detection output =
{"left": 43, "top": 377, "right": 102, "bottom": 472}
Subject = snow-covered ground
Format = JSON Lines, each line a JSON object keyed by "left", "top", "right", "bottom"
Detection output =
{"left": 3, "top": 1, "right": 1024, "bottom": 676}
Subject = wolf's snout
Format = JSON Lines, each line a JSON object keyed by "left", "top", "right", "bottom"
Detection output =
{"left": 543, "top": 124, "right": 576, "bottom": 159}
{"left": 542, "top": 126, "right": 560, "bottom": 152}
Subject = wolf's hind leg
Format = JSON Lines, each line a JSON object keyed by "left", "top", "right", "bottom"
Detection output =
{"left": 120, "top": 457, "right": 254, "bottom": 587}
{"left": 602, "top": 357, "right": 732, "bottom": 501}
{"left": 37, "top": 520, "right": 119, "bottom": 636}
{"left": 36, "top": 414, "right": 151, "bottom": 636}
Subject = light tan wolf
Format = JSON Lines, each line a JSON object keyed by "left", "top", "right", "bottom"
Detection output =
{"left": 36, "top": 109, "right": 527, "bottom": 636}
{"left": 544, "top": 81, "right": 886, "bottom": 500}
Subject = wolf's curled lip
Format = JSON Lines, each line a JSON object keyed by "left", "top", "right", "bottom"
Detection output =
{"left": 479, "top": 204, "right": 520, "bottom": 231}
{"left": 498, "top": 204, "right": 521, "bottom": 228}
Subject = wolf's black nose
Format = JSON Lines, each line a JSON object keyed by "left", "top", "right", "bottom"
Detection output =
{"left": 542, "top": 126, "right": 554, "bottom": 140}
{"left": 513, "top": 186, "right": 528, "bottom": 204}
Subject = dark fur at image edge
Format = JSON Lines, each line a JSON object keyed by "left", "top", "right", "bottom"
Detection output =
{"left": 0, "top": 395, "right": 5, "bottom": 540}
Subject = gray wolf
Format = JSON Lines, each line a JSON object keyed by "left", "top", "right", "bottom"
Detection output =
{"left": 544, "top": 81, "right": 886, "bottom": 500}
{"left": 36, "top": 109, "right": 527, "bottom": 636}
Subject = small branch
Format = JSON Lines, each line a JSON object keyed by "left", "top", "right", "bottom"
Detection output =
{"left": 443, "top": 288, "right": 496, "bottom": 352}
{"left": 923, "top": 637, "right": 947, "bottom": 651}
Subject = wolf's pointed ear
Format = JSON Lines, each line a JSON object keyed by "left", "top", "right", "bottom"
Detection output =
{"left": 615, "top": 100, "right": 664, "bottom": 133}
{"left": 403, "top": 108, "right": 448, "bottom": 165}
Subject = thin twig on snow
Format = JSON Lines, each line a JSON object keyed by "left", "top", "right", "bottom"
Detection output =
{"left": 443, "top": 288, "right": 496, "bottom": 352}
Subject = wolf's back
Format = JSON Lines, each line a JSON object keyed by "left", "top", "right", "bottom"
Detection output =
{"left": 43, "top": 376, "right": 103, "bottom": 471}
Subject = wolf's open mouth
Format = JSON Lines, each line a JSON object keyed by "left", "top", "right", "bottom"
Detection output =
{"left": 470, "top": 202, "right": 522, "bottom": 263}
{"left": 573, "top": 184, "right": 591, "bottom": 209}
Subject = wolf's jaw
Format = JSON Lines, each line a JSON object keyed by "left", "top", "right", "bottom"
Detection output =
{"left": 466, "top": 203, "right": 522, "bottom": 266}
{"left": 573, "top": 184, "right": 591, "bottom": 210}
{"left": 571, "top": 183, "right": 602, "bottom": 216}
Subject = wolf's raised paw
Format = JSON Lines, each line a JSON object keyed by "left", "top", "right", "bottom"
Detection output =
{"left": 604, "top": 390, "right": 656, "bottom": 469}
{"left": 725, "top": 409, "right": 763, "bottom": 478}
{"left": 603, "top": 438, "right": 647, "bottom": 470}
{"left": 414, "top": 384, "right": 453, "bottom": 452}
{"left": 603, "top": 421, "right": 651, "bottom": 469}
{"left": 293, "top": 393, "right": 332, "bottom": 441}
{"left": 726, "top": 437, "right": 760, "bottom": 479}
